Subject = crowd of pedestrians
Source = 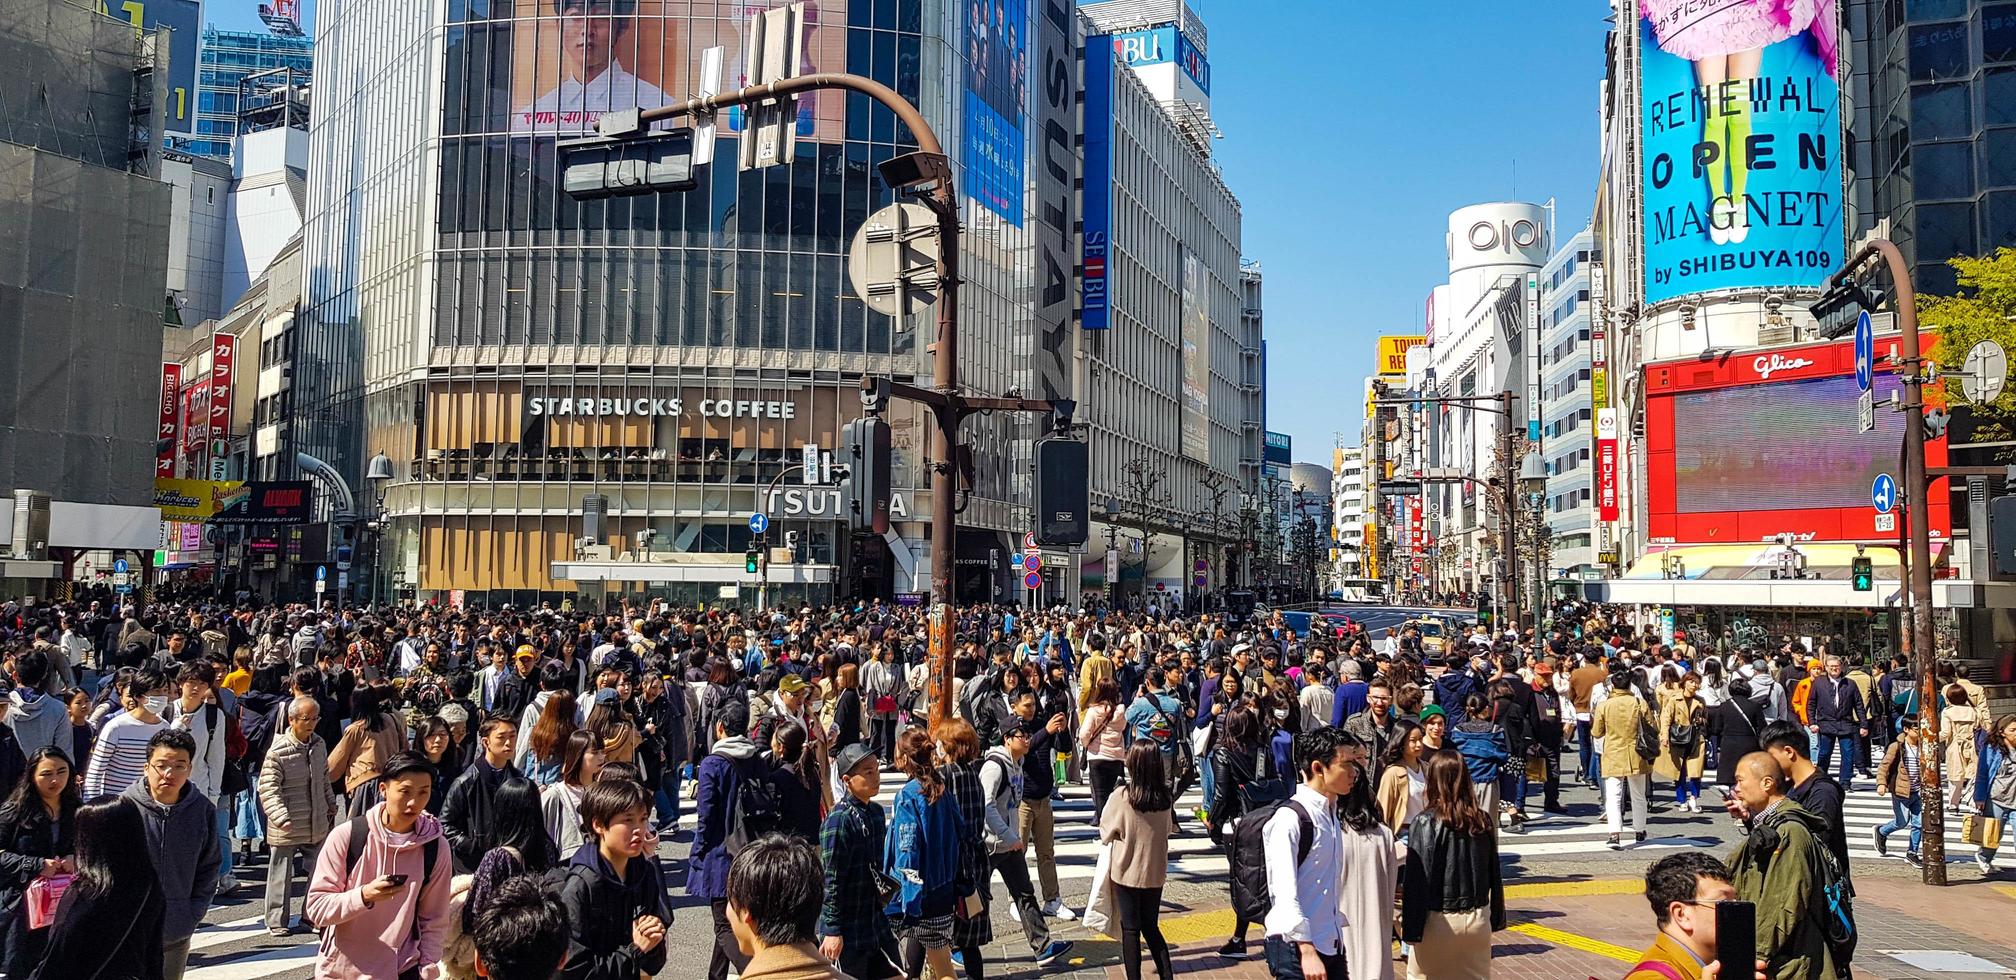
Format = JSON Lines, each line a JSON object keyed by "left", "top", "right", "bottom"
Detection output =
{"left": 0, "top": 589, "right": 2010, "bottom": 980}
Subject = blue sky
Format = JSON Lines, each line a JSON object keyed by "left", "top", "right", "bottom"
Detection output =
{"left": 209, "top": 0, "right": 316, "bottom": 33}
{"left": 1207, "top": 1, "right": 1610, "bottom": 465}
{"left": 206, "top": 0, "right": 1606, "bottom": 469}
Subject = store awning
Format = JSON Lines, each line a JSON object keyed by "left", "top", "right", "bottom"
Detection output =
{"left": 1594, "top": 542, "right": 1949, "bottom": 609}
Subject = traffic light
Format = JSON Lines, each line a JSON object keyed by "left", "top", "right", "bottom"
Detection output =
{"left": 840, "top": 417, "right": 892, "bottom": 534}
{"left": 1033, "top": 438, "right": 1088, "bottom": 546}
{"left": 1851, "top": 556, "right": 1873, "bottom": 592}
{"left": 744, "top": 548, "right": 760, "bottom": 574}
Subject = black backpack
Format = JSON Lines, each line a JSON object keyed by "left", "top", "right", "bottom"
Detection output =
{"left": 723, "top": 756, "right": 782, "bottom": 855}
{"left": 1230, "top": 799, "right": 1312, "bottom": 923}
{"left": 1632, "top": 706, "right": 1662, "bottom": 763}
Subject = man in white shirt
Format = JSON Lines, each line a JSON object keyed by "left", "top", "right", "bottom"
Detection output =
{"left": 511, "top": 0, "right": 671, "bottom": 134}
{"left": 1263, "top": 727, "right": 1365, "bottom": 980}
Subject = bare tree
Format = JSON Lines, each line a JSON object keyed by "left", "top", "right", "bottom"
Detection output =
{"left": 1117, "top": 456, "right": 1172, "bottom": 605}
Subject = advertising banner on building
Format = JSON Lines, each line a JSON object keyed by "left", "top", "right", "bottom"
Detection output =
{"left": 1596, "top": 407, "right": 1620, "bottom": 521}
{"left": 125, "top": 0, "right": 202, "bottom": 135}
{"left": 157, "top": 363, "right": 182, "bottom": 478}
{"left": 963, "top": 0, "right": 1026, "bottom": 224}
{"left": 154, "top": 479, "right": 246, "bottom": 523}
{"left": 181, "top": 378, "right": 210, "bottom": 465}
{"left": 1179, "top": 248, "right": 1211, "bottom": 462}
{"left": 1638, "top": 0, "right": 1842, "bottom": 305}
{"left": 1376, "top": 335, "right": 1425, "bottom": 377}
{"left": 479, "top": 1, "right": 849, "bottom": 138}
{"left": 208, "top": 335, "right": 237, "bottom": 479}
{"left": 1030, "top": 0, "right": 1078, "bottom": 409}
{"left": 1081, "top": 33, "right": 1113, "bottom": 330}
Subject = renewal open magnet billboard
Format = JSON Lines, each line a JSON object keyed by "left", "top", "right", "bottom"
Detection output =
{"left": 1638, "top": 0, "right": 1843, "bottom": 305}
{"left": 475, "top": 1, "right": 848, "bottom": 138}
{"left": 963, "top": 0, "right": 1028, "bottom": 224}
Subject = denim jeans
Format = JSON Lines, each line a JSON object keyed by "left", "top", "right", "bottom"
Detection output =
{"left": 1199, "top": 752, "right": 1217, "bottom": 816}
{"left": 215, "top": 799, "right": 235, "bottom": 880}
{"left": 1816, "top": 733, "right": 1857, "bottom": 785}
{"left": 1498, "top": 760, "right": 1529, "bottom": 815}
{"left": 1263, "top": 936, "right": 1349, "bottom": 980}
{"left": 1675, "top": 776, "right": 1703, "bottom": 805}
{"left": 1576, "top": 719, "right": 1596, "bottom": 783}
{"left": 234, "top": 789, "right": 264, "bottom": 842}
{"left": 654, "top": 762, "right": 683, "bottom": 830}
{"left": 1878, "top": 794, "right": 1923, "bottom": 854}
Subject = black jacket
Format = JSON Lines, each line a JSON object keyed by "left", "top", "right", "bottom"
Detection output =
{"left": 1400, "top": 812, "right": 1506, "bottom": 943}
{"left": 832, "top": 688, "right": 863, "bottom": 751}
{"left": 28, "top": 879, "right": 164, "bottom": 980}
{"left": 496, "top": 670, "right": 538, "bottom": 724}
{"left": 558, "top": 841, "right": 671, "bottom": 980}
{"left": 1206, "top": 742, "right": 1268, "bottom": 841}
{"left": 440, "top": 757, "right": 522, "bottom": 873}
{"left": 0, "top": 800, "right": 75, "bottom": 978}
{"left": 1708, "top": 698, "right": 1767, "bottom": 788}
{"left": 769, "top": 759, "right": 823, "bottom": 842}
{"left": 1807, "top": 675, "right": 1866, "bottom": 736}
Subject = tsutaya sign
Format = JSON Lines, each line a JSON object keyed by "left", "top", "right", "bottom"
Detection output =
{"left": 526, "top": 395, "right": 798, "bottom": 419}
{"left": 766, "top": 486, "right": 916, "bottom": 520}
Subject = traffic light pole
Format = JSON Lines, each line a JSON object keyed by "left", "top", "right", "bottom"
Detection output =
{"left": 1371, "top": 389, "right": 1523, "bottom": 632}
{"left": 1827, "top": 239, "right": 1944, "bottom": 882}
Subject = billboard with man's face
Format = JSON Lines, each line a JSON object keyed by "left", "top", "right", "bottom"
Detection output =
{"left": 455, "top": 0, "right": 848, "bottom": 139}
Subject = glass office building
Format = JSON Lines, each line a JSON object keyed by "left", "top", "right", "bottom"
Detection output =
{"left": 187, "top": 27, "right": 314, "bottom": 160}
{"left": 1850, "top": 0, "right": 2016, "bottom": 294}
{"left": 299, "top": 0, "right": 1074, "bottom": 605}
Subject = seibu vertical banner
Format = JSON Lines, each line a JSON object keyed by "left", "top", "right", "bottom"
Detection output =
{"left": 208, "top": 335, "right": 237, "bottom": 480}
{"left": 1596, "top": 407, "right": 1620, "bottom": 521}
{"left": 157, "top": 364, "right": 182, "bottom": 478}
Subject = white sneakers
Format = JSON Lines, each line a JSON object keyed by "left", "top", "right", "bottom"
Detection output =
{"left": 1042, "top": 898, "right": 1077, "bottom": 921}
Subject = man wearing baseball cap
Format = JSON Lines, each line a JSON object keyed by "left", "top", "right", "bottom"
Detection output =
{"left": 819, "top": 744, "right": 900, "bottom": 979}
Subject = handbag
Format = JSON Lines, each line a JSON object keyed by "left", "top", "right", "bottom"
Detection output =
{"left": 873, "top": 694, "right": 898, "bottom": 714}
{"left": 1962, "top": 813, "right": 2004, "bottom": 850}
{"left": 871, "top": 867, "right": 901, "bottom": 908}
{"left": 25, "top": 873, "right": 73, "bottom": 930}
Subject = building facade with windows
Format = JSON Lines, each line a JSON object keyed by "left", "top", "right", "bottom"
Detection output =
{"left": 299, "top": 0, "right": 1079, "bottom": 606}
{"left": 1077, "top": 3, "right": 1257, "bottom": 609}
{"left": 1536, "top": 228, "right": 1595, "bottom": 583}
{"left": 187, "top": 27, "right": 314, "bottom": 161}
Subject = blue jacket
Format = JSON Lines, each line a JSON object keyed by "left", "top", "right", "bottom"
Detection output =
{"left": 1449, "top": 721, "right": 1509, "bottom": 785}
{"left": 1977, "top": 741, "right": 2009, "bottom": 807}
{"left": 1434, "top": 671, "right": 1482, "bottom": 726}
{"left": 1039, "top": 633, "right": 1073, "bottom": 675}
{"left": 688, "top": 735, "right": 762, "bottom": 899}
{"left": 884, "top": 780, "right": 964, "bottom": 919}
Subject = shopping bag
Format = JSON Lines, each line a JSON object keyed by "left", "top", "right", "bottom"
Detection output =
{"left": 1080, "top": 841, "right": 1116, "bottom": 935}
{"left": 25, "top": 873, "right": 73, "bottom": 930}
{"left": 1963, "top": 813, "right": 2003, "bottom": 850}
{"left": 1526, "top": 756, "right": 1547, "bottom": 782}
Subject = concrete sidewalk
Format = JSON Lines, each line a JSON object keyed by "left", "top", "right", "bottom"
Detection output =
{"left": 991, "top": 872, "right": 2016, "bottom": 980}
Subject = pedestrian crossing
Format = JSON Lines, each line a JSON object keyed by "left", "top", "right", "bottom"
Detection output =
{"left": 173, "top": 771, "right": 2005, "bottom": 980}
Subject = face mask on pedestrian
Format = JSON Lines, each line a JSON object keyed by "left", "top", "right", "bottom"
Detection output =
{"left": 145, "top": 694, "right": 172, "bottom": 716}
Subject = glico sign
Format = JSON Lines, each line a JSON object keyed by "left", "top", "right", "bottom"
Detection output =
{"left": 1642, "top": 335, "right": 1948, "bottom": 544}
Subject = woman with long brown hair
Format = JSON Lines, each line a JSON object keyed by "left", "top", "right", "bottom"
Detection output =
{"left": 1399, "top": 750, "right": 1504, "bottom": 980}
{"left": 1099, "top": 740, "right": 1176, "bottom": 980}
{"left": 539, "top": 729, "right": 605, "bottom": 857}
{"left": 886, "top": 727, "right": 964, "bottom": 980}
{"left": 931, "top": 718, "right": 994, "bottom": 978}
{"left": 517, "top": 689, "right": 577, "bottom": 786}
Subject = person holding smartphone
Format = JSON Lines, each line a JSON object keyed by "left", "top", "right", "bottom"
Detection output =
{"left": 306, "top": 751, "right": 453, "bottom": 980}
{"left": 1628, "top": 853, "right": 1769, "bottom": 979}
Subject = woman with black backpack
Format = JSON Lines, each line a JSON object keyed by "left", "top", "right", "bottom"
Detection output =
{"left": 1206, "top": 704, "right": 1284, "bottom": 959}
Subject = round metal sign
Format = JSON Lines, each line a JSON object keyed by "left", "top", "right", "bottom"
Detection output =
{"left": 846, "top": 202, "right": 942, "bottom": 318}
{"left": 1023, "top": 571, "right": 1043, "bottom": 590}
{"left": 1961, "top": 339, "right": 2007, "bottom": 405}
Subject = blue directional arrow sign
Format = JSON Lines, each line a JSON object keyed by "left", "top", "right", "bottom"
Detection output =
{"left": 1854, "top": 310, "right": 1874, "bottom": 392}
{"left": 748, "top": 512, "right": 769, "bottom": 535}
{"left": 1872, "top": 473, "right": 1897, "bottom": 515}
{"left": 315, "top": 565, "right": 328, "bottom": 581}
{"left": 1010, "top": 553, "right": 1025, "bottom": 569}
{"left": 113, "top": 558, "right": 129, "bottom": 574}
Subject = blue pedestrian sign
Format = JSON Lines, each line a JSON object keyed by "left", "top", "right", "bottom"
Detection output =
{"left": 1854, "top": 310, "right": 1874, "bottom": 392}
{"left": 748, "top": 513, "right": 769, "bottom": 535}
{"left": 113, "top": 558, "right": 129, "bottom": 574}
{"left": 315, "top": 565, "right": 328, "bottom": 581}
{"left": 1010, "top": 554, "right": 1025, "bottom": 569}
{"left": 1872, "top": 473, "right": 1897, "bottom": 515}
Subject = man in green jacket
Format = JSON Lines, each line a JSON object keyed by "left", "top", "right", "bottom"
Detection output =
{"left": 1727, "top": 752, "right": 1837, "bottom": 980}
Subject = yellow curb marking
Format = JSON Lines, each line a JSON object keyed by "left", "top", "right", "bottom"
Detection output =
{"left": 1508, "top": 922, "right": 1641, "bottom": 962}
{"left": 1993, "top": 884, "right": 2016, "bottom": 902}
{"left": 1505, "top": 879, "right": 1645, "bottom": 899}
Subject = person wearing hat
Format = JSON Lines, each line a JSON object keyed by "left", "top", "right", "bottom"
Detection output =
{"left": 1527, "top": 660, "right": 1567, "bottom": 813}
{"left": 818, "top": 744, "right": 900, "bottom": 979}
{"left": 493, "top": 645, "right": 541, "bottom": 724}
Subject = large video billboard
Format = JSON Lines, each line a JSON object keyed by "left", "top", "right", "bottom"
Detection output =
{"left": 1643, "top": 336, "right": 1950, "bottom": 543}
{"left": 456, "top": 1, "right": 848, "bottom": 138}
{"left": 1638, "top": 0, "right": 1842, "bottom": 305}
{"left": 963, "top": 0, "right": 1027, "bottom": 224}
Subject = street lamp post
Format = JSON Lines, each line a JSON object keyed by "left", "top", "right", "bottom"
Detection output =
{"left": 365, "top": 451, "right": 393, "bottom": 607}
{"left": 1817, "top": 239, "right": 1945, "bottom": 883}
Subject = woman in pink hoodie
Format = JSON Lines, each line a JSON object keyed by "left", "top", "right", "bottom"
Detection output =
{"left": 307, "top": 751, "right": 455, "bottom": 980}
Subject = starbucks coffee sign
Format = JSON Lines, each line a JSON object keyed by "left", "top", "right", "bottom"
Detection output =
{"left": 525, "top": 393, "right": 800, "bottom": 419}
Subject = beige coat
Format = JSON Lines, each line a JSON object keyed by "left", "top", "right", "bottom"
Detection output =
{"left": 259, "top": 728, "right": 339, "bottom": 847}
{"left": 1655, "top": 695, "right": 1707, "bottom": 781}
{"left": 326, "top": 713, "right": 409, "bottom": 793}
{"left": 1592, "top": 693, "right": 1653, "bottom": 778}
{"left": 1941, "top": 704, "right": 1980, "bottom": 786}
